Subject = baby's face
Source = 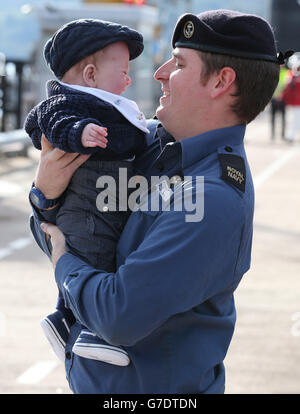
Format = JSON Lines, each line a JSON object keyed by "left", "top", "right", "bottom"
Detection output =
{"left": 94, "top": 42, "right": 131, "bottom": 95}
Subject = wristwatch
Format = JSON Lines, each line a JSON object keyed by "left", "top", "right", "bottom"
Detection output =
{"left": 29, "top": 184, "right": 60, "bottom": 210}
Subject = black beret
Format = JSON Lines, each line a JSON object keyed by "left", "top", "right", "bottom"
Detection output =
{"left": 44, "top": 18, "right": 144, "bottom": 78}
{"left": 172, "top": 10, "right": 293, "bottom": 64}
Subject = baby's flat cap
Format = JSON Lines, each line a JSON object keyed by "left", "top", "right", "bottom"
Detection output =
{"left": 172, "top": 10, "right": 293, "bottom": 64}
{"left": 44, "top": 18, "right": 144, "bottom": 78}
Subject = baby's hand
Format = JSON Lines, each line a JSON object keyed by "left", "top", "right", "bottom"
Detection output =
{"left": 81, "top": 123, "right": 108, "bottom": 148}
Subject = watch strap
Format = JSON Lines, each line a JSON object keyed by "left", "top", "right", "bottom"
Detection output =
{"left": 30, "top": 183, "right": 61, "bottom": 210}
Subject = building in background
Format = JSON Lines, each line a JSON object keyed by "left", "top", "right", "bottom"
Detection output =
{"left": 0, "top": 0, "right": 82, "bottom": 131}
{"left": 1, "top": 0, "right": 300, "bottom": 132}
{"left": 147, "top": 0, "right": 272, "bottom": 64}
{"left": 0, "top": 0, "right": 158, "bottom": 131}
{"left": 271, "top": 0, "right": 300, "bottom": 54}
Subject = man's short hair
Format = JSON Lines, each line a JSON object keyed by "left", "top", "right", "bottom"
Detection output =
{"left": 198, "top": 51, "right": 280, "bottom": 124}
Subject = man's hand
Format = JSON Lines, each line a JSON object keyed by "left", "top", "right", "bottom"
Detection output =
{"left": 34, "top": 134, "right": 91, "bottom": 199}
{"left": 40, "top": 222, "right": 67, "bottom": 268}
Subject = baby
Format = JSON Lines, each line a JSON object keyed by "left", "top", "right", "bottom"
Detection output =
{"left": 25, "top": 19, "right": 148, "bottom": 366}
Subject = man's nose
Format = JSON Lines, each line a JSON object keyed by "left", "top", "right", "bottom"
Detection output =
{"left": 154, "top": 60, "right": 171, "bottom": 82}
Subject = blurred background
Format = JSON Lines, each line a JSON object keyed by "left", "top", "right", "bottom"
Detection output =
{"left": 0, "top": 0, "right": 300, "bottom": 394}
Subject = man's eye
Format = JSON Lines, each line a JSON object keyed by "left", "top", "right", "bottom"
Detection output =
{"left": 175, "top": 62, "right": 183, "bottom": 69}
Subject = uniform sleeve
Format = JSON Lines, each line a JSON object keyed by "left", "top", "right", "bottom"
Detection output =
{"left": 29, "top": 201, "right": 60, "bottom": 260}
{"left": 55, "top": 182, "right": 247, "bottom": 347}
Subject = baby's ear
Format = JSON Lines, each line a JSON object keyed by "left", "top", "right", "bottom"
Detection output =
{"left": 83, "top": 64, "right": 97, "bottom": 87}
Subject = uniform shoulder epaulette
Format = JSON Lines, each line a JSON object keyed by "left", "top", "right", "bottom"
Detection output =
{"left": 218, "top": 147, "right": 246, "bottom": 192}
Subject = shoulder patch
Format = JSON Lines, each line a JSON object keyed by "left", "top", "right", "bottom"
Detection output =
{"left": 218, "top": 154, "right": 246, "bottom": 192}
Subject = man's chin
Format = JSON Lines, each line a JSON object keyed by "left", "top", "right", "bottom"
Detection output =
{"left": 155, "top": 105, "right": 165, "bottom": 122}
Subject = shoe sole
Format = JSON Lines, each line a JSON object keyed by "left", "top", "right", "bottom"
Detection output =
{"left": 40, "top": 318, "right": 66, "bottom": 363}
{"left": 72, "top": 343, "right": 130, "bottom": 366}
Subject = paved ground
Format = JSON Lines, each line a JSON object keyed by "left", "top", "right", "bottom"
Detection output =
{"left": 225, "top": 110, "right": 300, "bottom": 394}
{"left": 0, "top": 108, "right": 299, "bottom": 394}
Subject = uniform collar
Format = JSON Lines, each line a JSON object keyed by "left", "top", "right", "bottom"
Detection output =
{"left": 148, "top": 123, "right": 246, "bottom": 179}
{"left": 179, "top": 125, "right": 246, "bottom": 170}
{"left": 154, "top": 124, "right": 175, "bottom": 151}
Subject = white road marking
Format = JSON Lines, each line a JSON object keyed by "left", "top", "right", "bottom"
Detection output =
{"left": 16, "top": 360, "right": 59, "bottom": 385}
{"left": 254, "top": 146, "right": 299, "bottom": 190}
{"left": 0, "top": 236, "right": 32, "bottom": 260}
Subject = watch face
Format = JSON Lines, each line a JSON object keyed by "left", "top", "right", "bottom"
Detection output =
{"left": 30, "top": 186, "right": 58, "bottom": 209}
{"left": 30, "top": 187, "right": 45, "bottom": 208}
{"left": 31, "top": 193, "right": 40, "bottom": 206}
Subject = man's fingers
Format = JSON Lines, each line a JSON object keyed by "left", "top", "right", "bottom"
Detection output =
{"left": 52, "top": 149, "right": 85, "bottom": 166}
{"left": 40, "top": 222, "right": 65, "bottom": 242}
{"left": 41, "top": 134, "right": 83, "bottom": 163}
{"left": 41, "top": 134, "right": 54, "bottom": 154}
{"left": 66, "top": 153, "right": 91, "bottom": 172}
{"left": 50, "top": 148, "right": 73, "bottom": 162}
{"left": 41, "top": 134, "right": 73, "bottom": 161}
{"left": 40, "top": 222, "right": 54, "bottom": 236}
{"left": 40, "top": 222, "right": 67, "bottom": 267}
{"left": 41, "top": 134, "right": 71, "bottom": 161}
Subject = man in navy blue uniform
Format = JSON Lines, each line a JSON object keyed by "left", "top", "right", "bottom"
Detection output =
{"left": 29, "top": 10, "right": 291, "bottom": 393}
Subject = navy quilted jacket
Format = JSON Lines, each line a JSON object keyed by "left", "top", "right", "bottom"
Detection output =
{"left": 24, "top": 80, "right": 146, "bottom": 161}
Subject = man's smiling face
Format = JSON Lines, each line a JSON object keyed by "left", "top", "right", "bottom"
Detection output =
{"left": 154, "top": 47, "right": 212, "bottom": 140}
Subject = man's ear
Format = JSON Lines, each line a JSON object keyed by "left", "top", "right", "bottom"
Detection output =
{"left": 83, "top": 64, "right": 97, "bottom": 87}
{"left": 210, "top": 67, "right": 236, "bottom": 98}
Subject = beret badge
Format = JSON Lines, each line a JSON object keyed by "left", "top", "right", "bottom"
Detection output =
{"left": 183, "top": 21, "right": 194, "bottom": 39}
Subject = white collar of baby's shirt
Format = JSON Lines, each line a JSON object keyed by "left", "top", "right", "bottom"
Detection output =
{"left": 58, "top": 81, "right": 149, "bottom": 133}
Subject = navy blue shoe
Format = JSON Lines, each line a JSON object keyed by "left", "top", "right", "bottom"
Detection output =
{"left": 72, "top": 329, "right": 130, "bottom": 366}
{"left": 40, "top": 310, "right": 72, "bottom": 362}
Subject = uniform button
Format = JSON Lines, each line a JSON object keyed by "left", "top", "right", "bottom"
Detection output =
{"left": 225, "top": 146, "right": 233, "bottom": 152}
{"left": 66, "top": 351, "right": 71, "bottom": 360}
{"left": 32, "top": 194, "right": 39, "bottom": 204}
